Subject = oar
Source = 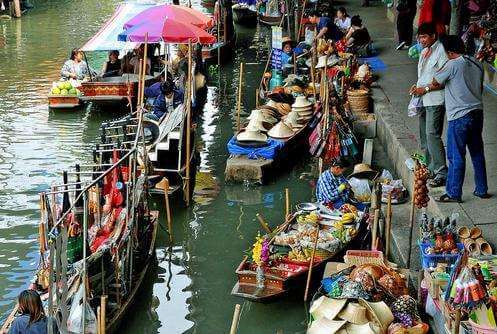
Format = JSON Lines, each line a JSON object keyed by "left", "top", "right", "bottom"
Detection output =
{"left": 0, "top": 304, "right": 19, "bottom": 333}
{"left": 304, "top": 224, "right": 320, "bottom": 302}
{"left": 229, "top": 304, "right": 242, "bottom": 334}
{"left": 256, "top": 213, "right": 272, "bottom": 234}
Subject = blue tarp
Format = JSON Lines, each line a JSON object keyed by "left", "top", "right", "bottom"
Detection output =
{"left": 359, "top": 56, "right": 388, "bottom": 72}
{"left": 227, "top": 136, "right": 284, "bottom": 160}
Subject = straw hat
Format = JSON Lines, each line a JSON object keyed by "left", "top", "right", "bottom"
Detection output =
{"left": 236, "top": 124, "right": 268, "bottom": 143}
{"left": 282, "top": 36, "right": 296, "bottom": 47}
{"left": 308, "top": 318, "right": 347, "bottom": 334}
{"left": 358, "top": 299, "right": 394, "bottom": 333}
{"left": 246, "top": 118, "right": 268, "bottom": 132}
{"left": 269, "top": 102, "right": 291, "bottom": 116}
{"left": 292, "top": 96, "right": 312, "bottom": 109}
{"left": 268, "top": 121, "right": 294, "bottom": 139}
{"left": 348, "top": 163, "right": 377, "bottom": 179}
{"left": 314, "top": 55, "right": 341, "bottom": 69}
{"left": 338, "top": 303, "right": 368, "bottom": 325}
{"left": 247, "top": 109, "right": 277, "bottom": 124}
{"left": 310, "top": 296, "right": 347, "bottom": 321}
{"left": 283, "top": 111, "right": 302, "bottom": 129}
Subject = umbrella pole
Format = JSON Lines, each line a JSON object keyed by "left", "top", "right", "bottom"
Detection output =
{"left": 137, "top": 60, "right": 143, "bottom": 107}
{"left": 185, "top": 42, "right": 192, "bottom": 206}
{"left": 236, "top": 62, "right": 244, "bottom": 133}
{"left": 141, "top": 35, "right": 149, "bottom": 108}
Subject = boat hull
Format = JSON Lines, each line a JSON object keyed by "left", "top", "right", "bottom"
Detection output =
{"left": 233, "top": 6, "right": 257, "bottom": 27}
{"left": 258, "top": 13, "right": 282, "bottom": 26}
{"left": 48, "top": 95, "right": 82, "bottom": 110}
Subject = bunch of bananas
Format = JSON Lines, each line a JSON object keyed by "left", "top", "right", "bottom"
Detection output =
{"left": 296, "top": 211, "right": 320, "bottom": 224}
{"left": 339, "top": 212, "right": 356, "bottom": 225}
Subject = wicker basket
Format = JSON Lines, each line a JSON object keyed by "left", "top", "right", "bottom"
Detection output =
{"left": 347, "top": 89, "right": 370, "bottom": 114}
{"left": 469, "top": 320, "right": 497, "bottom": 334}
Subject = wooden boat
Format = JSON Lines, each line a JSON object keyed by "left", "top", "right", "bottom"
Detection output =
{"left": 258, "top": 13, "right": 282, "bottom": 26}
{"left": 202, "top": 39, "right": 235, "bottom": 66}
{"left": 232, "top": 213, "right": 366, "bottom": 302}
{"left": 48, "top": 94, "right": 82, "bottom": 110}
{"left": 232, "top": 4, "right": 257, "bottom": 27}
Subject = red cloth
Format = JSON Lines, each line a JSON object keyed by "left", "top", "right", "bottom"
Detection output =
{"left": 418, "top": 0, "right": 451, "bottom": 35}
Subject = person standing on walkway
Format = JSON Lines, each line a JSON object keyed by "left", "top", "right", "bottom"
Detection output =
{"left": 410, "top": 23, "right": 448, "bottom": 187}
{"left": 395, "top": 0, "right": 417, "bottom": 50}
{"left": 423, "top": 35, "right": 490, "bottom": 202}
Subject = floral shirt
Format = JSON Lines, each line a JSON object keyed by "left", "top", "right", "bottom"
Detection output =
{"left": 60, "top": 59, "right": 94, "bottom": 80}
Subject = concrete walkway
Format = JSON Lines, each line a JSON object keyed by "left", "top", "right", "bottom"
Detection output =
{"left": 342, "top": 0, "right": 497, "bottom": 266}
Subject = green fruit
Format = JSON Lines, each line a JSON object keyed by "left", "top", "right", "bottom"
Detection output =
{"left": 64, "top": 82, "right": 72, "bottom": 90}
{"left": 51, "top": 88, "right": 61, "bottom": 95}
{"left": 76, "top": 89, "right": 82, "bottom": 96}
{"left": 60, "top": 89, "right": 69, "bottom": 95}
{"left": 69, "top": 88, "right": 77, "bottom": 95}
{"left": 57, "top": 82, "right": 65, "bottom": 90}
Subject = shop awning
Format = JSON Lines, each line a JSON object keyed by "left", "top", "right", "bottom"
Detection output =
{"left": 80, "top": 3, "right": 158, "bottom": 52}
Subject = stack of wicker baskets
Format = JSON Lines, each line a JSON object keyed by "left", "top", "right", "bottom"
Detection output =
{"left": 347, "top": 89, "right": 370, "bottom": 114}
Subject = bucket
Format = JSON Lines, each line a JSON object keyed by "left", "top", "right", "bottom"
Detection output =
{"left": 347, "top": 89, "right": 370, "bottom": 114}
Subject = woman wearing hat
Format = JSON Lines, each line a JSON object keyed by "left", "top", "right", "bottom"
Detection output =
{"left": 316, "top": 158, "right": 352, "bottom": 208}
{"left": 281, "top": 37, "right": 295, "bottom": 66}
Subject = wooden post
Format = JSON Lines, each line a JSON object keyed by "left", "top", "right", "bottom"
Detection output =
{"left": 163, "top": 179, "right": 172, "bottom": 241}
{"left": 236, "top": 62, "right": 244, "bottom": 132}
{"left": 296, "top": 0, "right": 307, "bottom": 42}
{"left": 140, "top": 35, "right": 149, "bottom": 107}
{"left": 453, "top": 309, "right": 461, "bottom": 334}
{"left": 256, "top": 213, "right": 272, "bottom": 234}
{"left": 185, "top": 42, "right": 192, "bottom": 207}
{"left": 137, "top": 59, "right": 143, "bottom": 107}
{"left": 407, "top": 173, "right": 417, "bottom": 268}
{"left": 385, "top": 193, "right": 392, "bottom": 259}
{"left": 12, "top": 0, "right": 21, "bottom": 18}
{"left": 371, "top": 209, "right": 380, "bottom": 250}
{"left": 304, "top": 225, "right": 320, "bottom": 301}
{"left": 97, "top": 307, "right": 101, "bottom": 334}
{"left": 100, "top": 295, "right": 107, "bottom": 334}
{"left": 285, "top": 188, "right": 290, "bottom": 219}
{"left": 229, "top": 304, "right": 242, "bottom": 334}
{"left": 255, "top": 88, "right": 259, "bottom": 108}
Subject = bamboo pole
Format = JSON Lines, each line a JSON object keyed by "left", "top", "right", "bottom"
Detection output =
{"left": 82, "top": 193, "right": 88, "bottom": 334}
{"left": 453, "top": 309, "right": 461, "bottom": 334}
{"left": 304, "top": 225, "right": 320, "bottom": 301}
{"left": 255, "top": 88, "right": 259, "bottom": 108}
{"left": 0, "top": 304, "right": 19, "bottom": 334}
{"left": 256, "top": 213, "right": 272, "bottom": 234}
{"left": 371, "top": 209, "right": 380, "bottom": 251}
{"left": 229, "top": 304, "right": 242, "bottom": 334}
{"left": 385, "top": 192, "right": 392, "bottom": 259}
{"left": 12, "top": 0, "right": 21, "bottom": 18}
{"left": 185, "top": 41, "right": 192, "bottom": 207}
{"left": 296, "top": 0, "right": 307, "bottom": 42}
{"left": 140, "top": 35, "right": 149, "bottom": 107}
{"left": 163, "top": 178, "right": 173, "bottom": 242}
{"left": 236, "top": 62, "right": 244, "bottom": 132}
{"left": 100, "top": 295, "right": 107, "bottom": 334}
{"left": 407, "top": 173, "right": 417, "bottom": 268}
{"left": 137, "top": 59, "right": 143, "bottom": 107}
{"left": 97, "top": 307, "right": 101, "bottom": 334}
{"left": 285, "top": 188, "right": 290, "bottom": 219}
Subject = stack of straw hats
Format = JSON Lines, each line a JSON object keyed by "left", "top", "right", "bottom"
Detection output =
{"left": 307, "top": 296, "right": 393, "bottom": 334}
{"left": 291, "top": 96, "right": 313, "bottom": 123}
{"left": 267, "top": 121, "right": 294, "bottom": 139}
{"left": 236, "top": 123, "right": 268, "bottom": 143}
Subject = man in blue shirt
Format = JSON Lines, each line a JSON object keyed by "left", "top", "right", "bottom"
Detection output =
{"left": 151, "top": 80, "right": 184, "bottom": 120}
{"left": 316, "top": 158, "right": 351, "bottom": 208}
{"left": 309, "top": 11, "right": 344, "bottom": 41}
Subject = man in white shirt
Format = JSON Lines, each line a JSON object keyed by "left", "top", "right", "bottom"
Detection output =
{"left": 410, "top": 23, "right": 448, "bottom": 187}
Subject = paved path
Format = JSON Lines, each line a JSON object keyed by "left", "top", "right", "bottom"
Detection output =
{"left": 342, "top": 0, "right": 497, "bottom": 263}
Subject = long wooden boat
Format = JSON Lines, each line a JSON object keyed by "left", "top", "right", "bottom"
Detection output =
{"left": 48, "top": 94, "right": 82, "bottom": 110}
{"left": 233, "top": 4, "right": 257, "bottom": 27}
{"left": 258, "top": 13, "right": 282, "bottom": 26}
{"left": 232, "top": 212, "right": 366, "bottom": 302}
{"left": 202, "top": 39, "right": 235, "bottom": 66}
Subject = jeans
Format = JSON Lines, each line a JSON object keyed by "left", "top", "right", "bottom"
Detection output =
{"left": 446, "top": 110, "right": 488, "bottom": 199}
{"left": 419, "top": 105, "right": 447, "bottom": 178}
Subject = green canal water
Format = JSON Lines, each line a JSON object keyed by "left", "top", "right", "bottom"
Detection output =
{"left": 0, "top": 0, "right": 315, "bottom": 333}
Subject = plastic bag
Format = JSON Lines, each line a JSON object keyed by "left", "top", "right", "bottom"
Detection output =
{"left": 67, "top": 285, "right": 97, "bottom": 334}
{"left": 348, "top": 177, "right": 371, "bottom": 203}
{"left": 379, "top": 169, "right": 394, "bottom": 183}
{"left": 408, "top": 95, "right": 423, "bottom": 117}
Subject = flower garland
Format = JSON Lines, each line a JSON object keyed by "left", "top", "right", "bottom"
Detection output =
{"left": 252, "top": 233, "right": 270, "bottom": 266}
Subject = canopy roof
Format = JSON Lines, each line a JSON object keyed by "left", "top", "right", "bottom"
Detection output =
{"left": 81, "top": 3, "right": 158, "bottom": 52}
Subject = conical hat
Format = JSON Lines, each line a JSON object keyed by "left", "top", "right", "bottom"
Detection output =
{"left": 247, "top": 118, "right": 268, "bottom": 132}
{"left": 308, "top": 318, "right": 347, "bottom": 334}
{"left": 358, "top": 299, "right": 394, "bottom": 333}
{"left": 338, "top": 303, "right": 368, "bottom": 325}
{"left": 292, "top": 105, "right": 313, "bottom": 112}
{"left": 236, "top": 124, "right": 268, "bottom": 143}
{"left": 348, "top": 163, "right": 378, "bottom": 179}
{"left": 283, "top": 111, "right": 300, "bottom": 130}
{"left": 274, "top": 102, "right": 292, "bottom": 116}
{"left": 247, "top": 109, "right": 277, "bottom": 124}
{"left": 268, "top": 121, "right": 294, "bottom": 139}
{"left": 292, "top": 96, "right": 312, "bottom": 109}
{"left": 310, "top": 296, "right": 347, "bottom": 321}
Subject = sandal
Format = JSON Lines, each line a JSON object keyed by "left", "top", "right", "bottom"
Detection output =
{"left": 435, "top": 194, "right": 462, "bottom": 203}
{"left": 473, "top": 191, "right": 492, "bottom": 199}
{"left": 428, "top": 176, "right": 446, "bottom": 188}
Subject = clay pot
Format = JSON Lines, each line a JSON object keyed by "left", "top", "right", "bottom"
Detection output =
{"left": 458, "top": 226, "right": 470, "bottom": 239}
{"left": 476, "top": 237, "right": 493, "bottom": 255}
{"left": 463, "top": 238, "right": 480, "bottom": 256}
{"left": 470, "top": 226, "right": 482, "bottom": 239}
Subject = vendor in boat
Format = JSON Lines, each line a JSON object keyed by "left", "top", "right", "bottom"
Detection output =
{"left": 281, "top": 36, "right": 295, "bottom": 66}
{"left": 129, "top": 44, "right": 151, "bottom": 75}
{"left": 316, "top": 158, "right": 353, "bottom": 208}
{"left": 150, "top": 79, "right": 184, "bottom": 120}
{"left": 8, "top": 290, "right": 56, "bottom": 334}
{"left": 172, "top": 44, "right": 189, "bottom": 88}
{"left": 60, "top": 48, "right": 95, "bottom": 80}
{"left": 101, "top": 50, "right": 122, "bottom": 78}
{"left": 309, "top": 10, "right": 344, "bottom": 42}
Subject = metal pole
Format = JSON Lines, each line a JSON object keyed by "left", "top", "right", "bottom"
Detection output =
{"left": 236, "top": 62, "right": 244, "bottom": 132}
{"left": 185, "top": 41, "right": 193, "bottom": 206}
{"left": 82, "top": 192, "right": 88, "bottom": 334}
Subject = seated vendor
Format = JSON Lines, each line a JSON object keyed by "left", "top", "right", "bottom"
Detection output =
{"left": 101, "top": 50, "right": 121, "bottom": 77}
{"left": 144, "top": 72, "right": 166, "bottom": 106}
{"left": 129, "top": 44, "right": 151, "bottom": 75}
{"left": 345, "top": 15, "right": 371, "bottom": 51}
{"left": 150, "top": 80, "right": 184, "bottom": 120}
{"left": 281, "top": 36, "right": 295, "bottom": 66}
{"left": 316, "top": 158, "right": 351, "bottom": 208}
{"left": 309, "top": 10, "right": 344, "bottom": 42}
{"left": 60, "top": 48, "right": 95, "bottom": 80}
